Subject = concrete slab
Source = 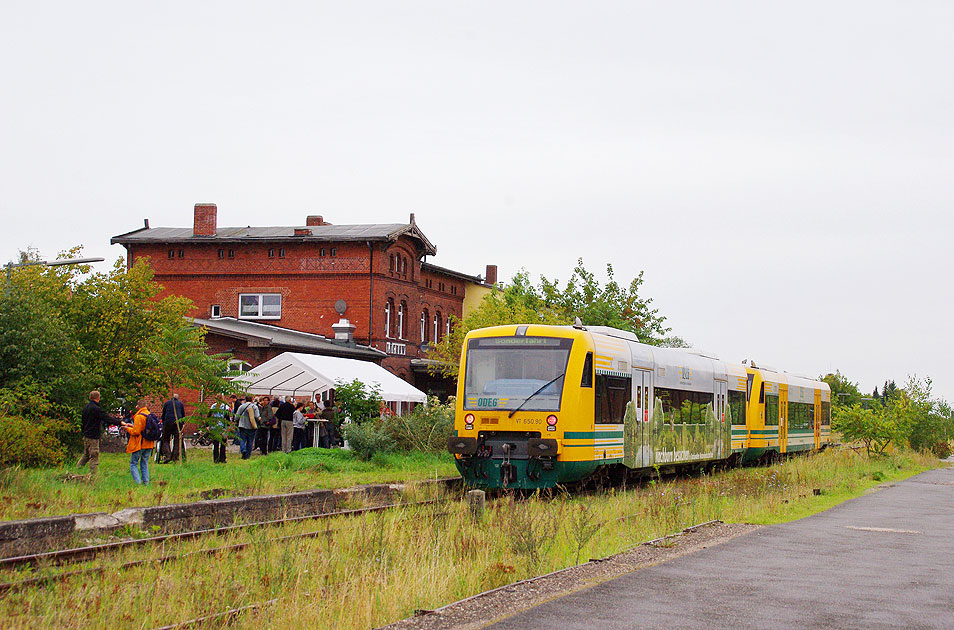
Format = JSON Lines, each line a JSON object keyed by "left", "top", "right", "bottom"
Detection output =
{"left": 486, "top": 467, "right": 954, "bottom": 630}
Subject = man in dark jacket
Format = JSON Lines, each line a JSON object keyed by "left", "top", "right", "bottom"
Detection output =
{"left": 159, "top": 394, "right": 186, "bottom": 463}
{"left": 275, "top": 397, "right": 296, "bottom": 453}
{"left": 78, "top": 391, "right": 114, "bottom": 476}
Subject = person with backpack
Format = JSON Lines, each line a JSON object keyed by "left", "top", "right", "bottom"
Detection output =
{"left": 235, "top": 395, "right": 260, "bottom": 459}
{"left": 122, "top": 404, "right": 158, "bottom": 484}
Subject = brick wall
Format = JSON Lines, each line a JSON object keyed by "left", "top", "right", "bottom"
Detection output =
{"left": 128, "top": 235, "right": 465, "bottom": 391}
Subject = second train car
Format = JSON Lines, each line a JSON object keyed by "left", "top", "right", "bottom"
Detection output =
{"left": 447, "top": 323, "right": 831, "bottom": 489}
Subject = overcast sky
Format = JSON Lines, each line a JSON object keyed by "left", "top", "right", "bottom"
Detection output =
{"left": 2, "top": 1, "right": 951, "bottom": 401}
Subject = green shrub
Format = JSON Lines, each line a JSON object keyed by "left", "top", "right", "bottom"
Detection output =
{"left": 333, "top": 379, "right": 383, "bottom": 425}
{"left": 382, "top": 397, "right": 454, "bottom": 453}
{"left": 0, "top": 416, "right": 68, "bottom": 468}
{"left": 342, "top": 421, "right": 396, "bottom": 461}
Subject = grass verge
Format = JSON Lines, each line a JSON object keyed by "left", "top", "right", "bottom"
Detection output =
{"left": 0, "top": 448, "right": 939, "bottom": 629}
{"left": 0, "top": 448, "right": 458, "bottom": 521}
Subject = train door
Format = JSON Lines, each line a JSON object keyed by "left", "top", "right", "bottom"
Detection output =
{"left": 779, "top": 385, "right": 789, "bottom": 453}
{"left": 635, "top": 370, "right": 652, "bottom": 467}
{"left": 814, "top": 388, "right": 822, "bottom": 449}
{"left": 714, "top": 380, "right": 727, "bottom": 458}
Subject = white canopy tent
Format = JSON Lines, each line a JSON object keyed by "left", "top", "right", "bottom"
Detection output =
{"left": 237, "top": 352, "right": 427, "bottom": 409}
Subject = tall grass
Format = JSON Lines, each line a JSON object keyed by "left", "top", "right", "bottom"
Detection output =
{"left": 0, "top": 449, "right": 935, "bottom": 629}
{"left": 0, "top": 448, "right": 457, "bottom": 521}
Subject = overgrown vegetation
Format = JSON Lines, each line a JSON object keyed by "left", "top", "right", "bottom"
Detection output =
{"left": 0, "top": 449, "right": 933, "bottom": 628}
{"left": 342, "top": 393, "right": 455, "bottom": 461}
{"left": 0, "top": 448, "right": 456, "bottom": 521}
{"left": 833, "top": 376, "right": 953, "bottom": 457}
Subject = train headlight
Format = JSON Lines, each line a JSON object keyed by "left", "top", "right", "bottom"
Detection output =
{"left": 546, "top": 415, "right": 558, "bottom": 426}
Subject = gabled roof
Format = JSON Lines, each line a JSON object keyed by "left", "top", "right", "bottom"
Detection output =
{"left": 421, "top": 261, "right": 486, "bottom": 285}
{"left": 112, "top": 221, "right": 437, "bottom": 256}
{"left": 191, "top": 317, "right": 386, "bottom": 361}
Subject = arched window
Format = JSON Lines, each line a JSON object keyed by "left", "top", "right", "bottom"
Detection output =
{"left": 389, "top": 255, "right": 395, "bottom": 273}
{"left": 434, "top": 312, "right": 442, "bottom": 343}
{"left": 398, "top": 302, "right": 405, "bottom": 339}
{"left": 384, "top": 300, "right": 393, "bottom": 338}
{"left": 421, "top": 309, "right": 429, "bottom": 343}
{"left": 446, "top": 316, "right": 451, "bottom": 338}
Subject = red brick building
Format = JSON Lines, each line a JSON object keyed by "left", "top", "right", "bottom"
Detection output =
{"left": 111, "top": 203, "right": 492, "bottom": 397}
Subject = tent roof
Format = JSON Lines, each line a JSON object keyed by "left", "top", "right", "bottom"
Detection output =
{"left": 238, "top": 352, "right": 426, "bottom": 403}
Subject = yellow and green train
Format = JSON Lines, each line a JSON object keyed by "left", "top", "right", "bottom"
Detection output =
{"left": 447, "top": 324, "right": 831, "bottom": 489}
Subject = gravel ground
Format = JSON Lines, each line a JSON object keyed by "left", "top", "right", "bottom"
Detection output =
{"left": 381, "top": 521, "right": 760, "bottom": 630}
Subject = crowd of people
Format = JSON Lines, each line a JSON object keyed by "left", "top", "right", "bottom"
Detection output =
{"left": 77, "top": 390, "right": 343, "bottom": 484}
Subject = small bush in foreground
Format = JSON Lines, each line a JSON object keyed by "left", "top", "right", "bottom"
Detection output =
{"left": 343, "top": 421, "right": 396, "bottom": 461}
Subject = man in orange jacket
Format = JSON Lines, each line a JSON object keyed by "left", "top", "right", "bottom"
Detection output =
{"left": 122, "top": 405, "right": 156, "bottom": 484}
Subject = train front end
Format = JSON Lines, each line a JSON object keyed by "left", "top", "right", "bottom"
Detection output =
{"left": 447, "top": 325, "right": 597, "bottom": 489}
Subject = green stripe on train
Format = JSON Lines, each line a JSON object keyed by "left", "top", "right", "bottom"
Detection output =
{"left": 564, "top": 431, "right": 624, "bottom": 439}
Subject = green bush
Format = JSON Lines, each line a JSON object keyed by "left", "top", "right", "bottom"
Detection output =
{"left": 382, "top": 397, "right": 454, "bottom": 453}
{"left": 0, "top": 416, "right": 68, "bottom": 468}
{"left": 342, "top": 421, "right": 396, "bottom": 461}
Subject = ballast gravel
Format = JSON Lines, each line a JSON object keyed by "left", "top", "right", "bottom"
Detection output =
{"left": 380, "top": 522, "right": 759, "bottom": 630}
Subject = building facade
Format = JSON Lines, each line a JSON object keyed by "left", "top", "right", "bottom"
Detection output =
{"left": 111, "top": 203, "right": 494, "bottom": 397}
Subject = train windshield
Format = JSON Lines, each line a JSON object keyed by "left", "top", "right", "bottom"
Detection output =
{"left": 463, "top": 336, "right": 573, "bottom": 411}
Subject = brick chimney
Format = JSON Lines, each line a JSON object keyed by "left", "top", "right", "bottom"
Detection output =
{"left": 194, "top": 203, "right": 217, "bottom": 236}
{"left": 485, "top": 264, "right": 498, "bottom": 286}
{"left": 306, "top": 215, "right": 325, "bottom": 226}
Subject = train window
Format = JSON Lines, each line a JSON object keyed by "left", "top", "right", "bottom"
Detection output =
{"left": 765, "top": 395, "right": 779, "bottom": 426}
{"left": 654, "top": 387, "right": 714, "bottom": 425}
{"left": 595, "top": 374, "right": 631, "bottom": 424}
{"left": 581, "top": 352, "right": 593, "bottom": 388}
{"left": 728, "top": 390, "right": 746, "bottom": 425}
{"left": 821, "top": 401, "right": 831, "bottom": 426}
{"left": 758, "top": 382, "right": 764, "bottom": 404}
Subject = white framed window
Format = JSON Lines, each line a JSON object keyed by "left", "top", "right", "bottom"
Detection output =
{"left": 398, "top": 302, "right": 405, "bottom": 339}
{"left": 385, "top": 300, "right": 392, "bottom": 338}
{"left": 434, "top": 312, "right": 441, "bottom": 343}
{"left": 210, "top": 304, "right": 222, "bottom": 318}
{"left": 239, "top": 293, "right": 282, "bottom": 319}
{"left": 446, "top": 317, "right": 451, "bottom": 338}
{"left": 228, "top": 359, "right": 251, "bottom": 373}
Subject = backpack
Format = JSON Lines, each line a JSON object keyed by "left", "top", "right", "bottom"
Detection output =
{"left": 142, "top": 412, "right": 163, "bottom": 442}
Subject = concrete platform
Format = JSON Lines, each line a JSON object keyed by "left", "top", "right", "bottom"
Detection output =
{"left": 487, "top": 466, "right": 954, "bottom": 630}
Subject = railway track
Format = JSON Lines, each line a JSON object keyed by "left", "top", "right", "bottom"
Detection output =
{"left": 0, "top": 497, "right": 454, "bottom": 594}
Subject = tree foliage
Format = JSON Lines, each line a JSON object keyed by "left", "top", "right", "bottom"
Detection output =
{"left": 427, "top": 260, "right": 682, "bottom": 379}
{"left": 332, "top": 379, "right": 384, "bottom": 425}
{"left": 1, "top": 249, "right": 194, "bottom": 413}
{"left": 820, "top": 370, "right": 862, "bottom": 407}
{"left": 0, "top": 247, "right": 229, "bottom": 466}
{"left": 834, "top": 375, "right": 953, "bottom": 458}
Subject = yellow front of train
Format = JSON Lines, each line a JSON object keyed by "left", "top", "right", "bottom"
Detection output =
{"left": 447, "top": 324, "right": 601, "bottom": 489}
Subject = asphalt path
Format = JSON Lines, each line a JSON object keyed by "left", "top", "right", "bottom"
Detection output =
{"left": 485, "top": 466, "right": 954, "bottom": 630}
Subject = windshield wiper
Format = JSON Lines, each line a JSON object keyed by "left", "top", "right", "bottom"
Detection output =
{"left": 508, "top": 373, "right": 565, "bottom": 418}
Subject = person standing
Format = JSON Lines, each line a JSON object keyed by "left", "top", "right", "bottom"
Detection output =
{"left": 268, "top": 397, "right": 283, "bottom": 453}
{"left": 122, "top": 405, "right": 155, "bottom": 484}
{"left": 160, "top": 394, "right": 186, "bottom": 463}
{"left": 209, "top": 398, "right": 231, "bottom": 464}
{"left": 78, "top": 390, "right": 114, "bottom": 477}
{"left": 291, "top": 402, "right": 307, "bottom": 451}
{"left": 276, "top": 396, "right": 296, "bottom": 453}
{"left": 235, "top": 395, "right": 259, "bottom": 459}
{"left": 256, "top": 397, "right": 276, "bottom": 455}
